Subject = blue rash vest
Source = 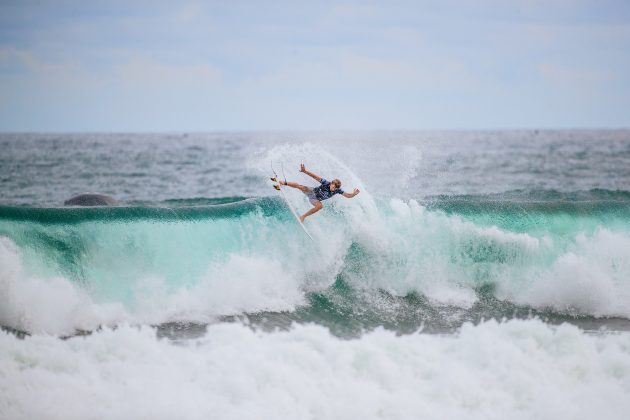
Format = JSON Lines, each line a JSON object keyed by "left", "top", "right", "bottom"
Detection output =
{"left": 312, "top": 178, "right": 344, "bottom": 201}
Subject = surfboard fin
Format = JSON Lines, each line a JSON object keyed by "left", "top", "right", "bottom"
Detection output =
{"left": 281, "top": 163, "right": 287, "bottom": 185}
{"left": 273, "top": 185, "right": 280, "bottom": 191}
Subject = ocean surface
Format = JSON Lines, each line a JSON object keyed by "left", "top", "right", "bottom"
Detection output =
{"left": 2, "top": 130, "right": 630, "bottom": 419}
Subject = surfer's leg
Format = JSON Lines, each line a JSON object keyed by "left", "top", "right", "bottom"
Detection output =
{"left": 300, "top": 201, "right": 322, "bottom": 222}
{"left": 284, "top": 181, "right": 310, "bottom": 193}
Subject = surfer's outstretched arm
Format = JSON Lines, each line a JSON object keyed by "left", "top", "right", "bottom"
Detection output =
{"left": 343, "top": 188, "right": 360, "bottom": 198}
{"left": 300, "top": 164, "right": 322, "bottom": 182}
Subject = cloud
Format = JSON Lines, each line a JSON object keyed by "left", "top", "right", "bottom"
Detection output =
{"left": 116, "top": 57, "right": 222, "bottom": 92}
{"left": 0, "top": 48, "right": 227, "bottom": 130}
{"left": 0, "top": 47, "right": 223, "bottom": 97}
{"left": 1, "top": 1, "right": 629, "bottom": 130}
{"left": 0, "top": 47, "right": 100, "bottom": 94}
{"left": 337, "top": 51, "right": 480, "bottom": 93}
{"left": 537, "top": 63, "right": 604, "bottom": 86}
{"left": 0, "top": 47, "right": 78, "bottom": 77}
{"left": 0, "top": 48, "right": 36, "bottom": 69}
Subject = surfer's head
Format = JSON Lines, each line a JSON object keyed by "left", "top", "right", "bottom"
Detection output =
{"left": 331, "top": 179, "right": 342, "bottom": 191}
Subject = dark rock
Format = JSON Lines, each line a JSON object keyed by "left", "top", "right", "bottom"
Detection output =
{"left": 64, "top": 193, "right": 119, "bottom": 207}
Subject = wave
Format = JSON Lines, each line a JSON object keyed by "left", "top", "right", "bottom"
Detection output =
{"left": 2, "top": 185, "right": 630, "bottom": 335}
{"left": 2, "top": 319, "right": 630, "bottom": 420}
{"left": 426, "top": 188, "right": 630, "bottom": 219}
{"left": 5, "top": 187, "right": 630, "bottom": 218}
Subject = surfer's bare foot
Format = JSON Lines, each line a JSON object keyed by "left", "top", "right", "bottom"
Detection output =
{"left": 299, "top": 215, "right": 306, "bottom": 223}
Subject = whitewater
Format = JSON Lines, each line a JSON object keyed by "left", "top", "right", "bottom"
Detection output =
{"left": 1, "top": 131, "right": 630, "bottom": 419}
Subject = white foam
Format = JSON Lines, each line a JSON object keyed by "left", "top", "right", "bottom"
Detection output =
{"left": 133, "top": 254, "right": 306, "bottom": 323}
{"left": 0, "top": 234, "right": 317, "bottom": 333}
{"left": 252, "top": 149, "right": 630, "bottom": 318}
{"left": 351, "top": 199, "right": 630, "bottom": 317}
{"left": 511, "top": 229, "right": 630, "bottom": 316}
{"left": 0, "top": 237, "right": 126, "bottom": 335}
{"left": 1, "top": 319, "right": 630, "bottom": 420}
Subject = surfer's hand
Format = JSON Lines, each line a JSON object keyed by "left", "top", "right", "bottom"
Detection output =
{"left": 353, "top": 188, "right": 360, "bottom": 196}
{"left": 300, "top": 164, "right": 306, "bottom": 173}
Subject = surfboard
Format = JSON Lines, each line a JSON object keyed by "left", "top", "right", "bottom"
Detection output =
{"left": 271, "top": 174, "right": 314, "bottom": 241}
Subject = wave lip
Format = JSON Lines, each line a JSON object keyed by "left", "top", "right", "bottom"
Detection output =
{"left": 426, "top": 188, "right": 630, "bottom": 217}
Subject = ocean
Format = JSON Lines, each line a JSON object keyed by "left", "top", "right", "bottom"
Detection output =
{"left": 2, "top": 130, "right": 630, "bottom": 419}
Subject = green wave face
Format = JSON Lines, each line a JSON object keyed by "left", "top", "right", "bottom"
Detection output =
{"left": 1, "top": 191, "right": 630, "bottom": 335}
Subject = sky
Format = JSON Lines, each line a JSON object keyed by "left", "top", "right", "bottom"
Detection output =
{"left": 0, "top": 0, "right": 629, "bottom": 131}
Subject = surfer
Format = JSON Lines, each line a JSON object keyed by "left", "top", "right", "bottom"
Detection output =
{"left": 272, "top": 164, "right": 360, "bottom": 222}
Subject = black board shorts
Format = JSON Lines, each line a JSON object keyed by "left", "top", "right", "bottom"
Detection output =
{"left": 303, "top": 188, "right": 320, "bottom": 206}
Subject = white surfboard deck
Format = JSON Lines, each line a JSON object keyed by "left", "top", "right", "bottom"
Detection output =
{"left": 273, "top": 178, "right": 314, "bottom": 241}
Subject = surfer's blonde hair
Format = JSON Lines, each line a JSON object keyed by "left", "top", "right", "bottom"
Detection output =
{"left": 332, "top": 179, "right": 342, "bottom": 188}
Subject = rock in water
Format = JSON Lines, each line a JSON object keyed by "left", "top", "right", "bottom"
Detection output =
{"left": 64, "top": 193, "right": 119, "bottom": 206}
